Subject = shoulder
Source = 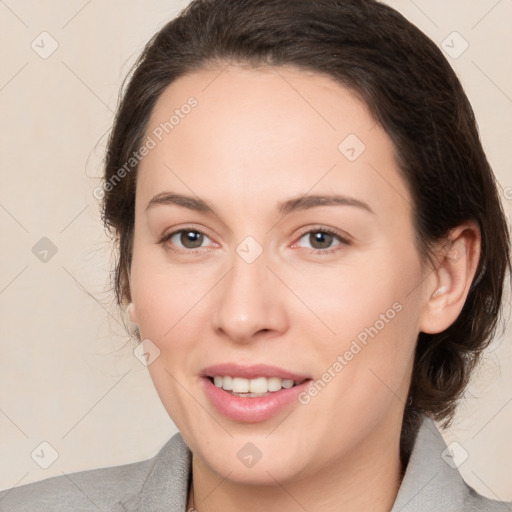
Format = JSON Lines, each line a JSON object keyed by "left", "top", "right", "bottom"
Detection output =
{"left": 0, "top": 456, "right": 155, "bottom": 512}
{"left": 0, "top": 458, "right": 152, "bottom": 512}
{"left": 0, "top": 432, "right": 191, "bottom": 512}
{"left": 464, "top": 486, "right": 512, "bottom": 511}
{"left": 392, "top": 415, "right": 512, "bottom": 512}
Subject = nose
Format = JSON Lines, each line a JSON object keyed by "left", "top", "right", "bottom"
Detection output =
{"left": 211, "top": 249, "right": 289, "bottom": 344}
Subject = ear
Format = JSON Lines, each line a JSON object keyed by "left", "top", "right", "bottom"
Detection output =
{"left": 419, "top": 220, "right": 481, "bottom": 334}
{"left": 126, "top": 302, "right": 139, "bottom": 326}
{"left": 126, "top": 276, "right": 140, "bottom": 326}
{"left": 125, "top": 268, "right": 139, "bottom": 325}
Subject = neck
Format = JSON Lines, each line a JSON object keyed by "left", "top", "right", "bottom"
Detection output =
{"left": 187, "top": 415, "right": 404, "bottom": 512}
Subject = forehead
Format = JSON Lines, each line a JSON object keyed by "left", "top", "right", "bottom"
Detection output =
{"left": 137, "top": 65, "right": 411, "bottom": 220}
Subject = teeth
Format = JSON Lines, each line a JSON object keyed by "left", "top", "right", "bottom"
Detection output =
{"left": 267, "top": 377, "right": 282, "bottom": 392}
{"left": 212, "top": 376, "right": 301, "bottom": 394}
{"left": 232, "top": 377, "right": 249, "bottom": 393}
{"left": 281, "top": 379, "right": 294, "bottom": 389}
{"left": 249, "top": 376, "right": 267, "bottom": 393}
{"left": 223, "top": 375, "right": 233, "bottom": 390}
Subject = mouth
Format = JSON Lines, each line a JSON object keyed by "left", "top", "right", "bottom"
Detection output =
{"left": 206, "top": 375, "right": 309, "bottom": 398}
{"left": 199, "top": 363, "right": 313, "bottom": 422}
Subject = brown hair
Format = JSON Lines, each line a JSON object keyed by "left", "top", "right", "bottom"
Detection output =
{"left": 100, "top": 0, "right": 511, "bottom": 460}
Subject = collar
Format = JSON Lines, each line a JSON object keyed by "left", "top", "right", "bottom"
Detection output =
{"left": 390, "top": 415, "right": 470, "bottom": 511}
{"left": 120, "top": 414, "right": 472, "bottom": 511}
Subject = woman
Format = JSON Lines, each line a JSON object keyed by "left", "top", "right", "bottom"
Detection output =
{"left": 1, "top": 0, "right": 511, "bottom": 510}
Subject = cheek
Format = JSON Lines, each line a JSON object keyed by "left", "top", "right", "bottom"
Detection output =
{"left": 129, "top": 241, "right": 216, "bottom": 341}
{"left": 284, "top": 247, "right": 419, "bottom": 343}
{"left": 293, "top": 246, "right": 422, "bottom": 397}
{"left": 299, "top": 298, "right": 418, "bottom": 440}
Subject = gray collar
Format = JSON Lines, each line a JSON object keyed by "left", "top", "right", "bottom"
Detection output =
{"left": 119, "top": 415, "right": 492, "bottom": 511}
{"left": 390, "top": 415, "right": 468, "bottom": 511}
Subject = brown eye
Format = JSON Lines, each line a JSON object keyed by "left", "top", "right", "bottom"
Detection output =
{"left": 295, "top": 229, "right": 345, "bottom": 252}
{"left": 162, "top": 229, "right": 212, "bottom": 251}
{"left": 308, "top": 231, "right": 335, "bottom": 250}
{"left": 179, "top": 230, "right": 204, "bottom": 249}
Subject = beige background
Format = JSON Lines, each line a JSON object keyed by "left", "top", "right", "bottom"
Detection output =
{"left": 1, "top": 0, "right": 511, "bottom": 502}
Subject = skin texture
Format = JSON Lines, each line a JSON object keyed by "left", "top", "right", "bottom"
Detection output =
{"left": 128, "top": 65, "right": 481, "bottom": 512}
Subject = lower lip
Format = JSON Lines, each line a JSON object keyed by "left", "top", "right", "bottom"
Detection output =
{"left": 201, "top": 377, "right": 311, "bottom": 422}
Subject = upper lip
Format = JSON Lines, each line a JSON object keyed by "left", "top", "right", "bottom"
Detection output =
{"left": 200, "top": 363, "right": 311, "bottom": 381}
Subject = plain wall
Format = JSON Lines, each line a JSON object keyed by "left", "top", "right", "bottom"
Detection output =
{"left": 1, "top": 0, "right": 511, "bottom": 501}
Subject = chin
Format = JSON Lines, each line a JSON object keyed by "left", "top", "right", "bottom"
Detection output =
{"left": 189, "top": 430, "right": 321, "bottom": 485}
{"left": 204, "top": 454, "right": 308, "bottom": 486}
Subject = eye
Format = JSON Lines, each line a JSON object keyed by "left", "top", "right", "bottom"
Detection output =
{"left": 158, "top": 226, "right": 349, "bottom": 255}
{"left": 292, "top": 227, "right": 349, "bottom": 254}
{"left": 159, "top": 228, "right": 216, "bottom": 252}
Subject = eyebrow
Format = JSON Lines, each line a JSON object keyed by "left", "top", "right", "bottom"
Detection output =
{"left": 277, "top": 194, "right": 375, "bottom": 216}
{"left": 145, "top": 192, "right": 375, "bottom": 216}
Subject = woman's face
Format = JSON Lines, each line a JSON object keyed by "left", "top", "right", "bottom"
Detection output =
{"left": 129, "top": 65, "right": 431, "bottom": 484}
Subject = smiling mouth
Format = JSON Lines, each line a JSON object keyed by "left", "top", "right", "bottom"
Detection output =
{"left": 207, "top": 375, "right": 310, "bottom": 397}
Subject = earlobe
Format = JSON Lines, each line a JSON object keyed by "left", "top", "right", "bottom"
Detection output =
{"left": 126, "top": 272, "right": 139, "bottom": 326}
{"left": 127, "top": 302, "right": 139, "bottom": 327}
{"left": 419, "top": 222, "right": 481, "bottom": 334}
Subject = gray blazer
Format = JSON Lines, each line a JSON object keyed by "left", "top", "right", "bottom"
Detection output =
{"left": 1, "top": 415, "right": 510, "bottom": 511}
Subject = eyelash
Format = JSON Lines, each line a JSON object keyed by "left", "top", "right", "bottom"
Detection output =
{"left": 158, "top": 225, "right": 350, "bottom": 255}
{"left": 294, "top": 225, "right": 350, "bottom": 255}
